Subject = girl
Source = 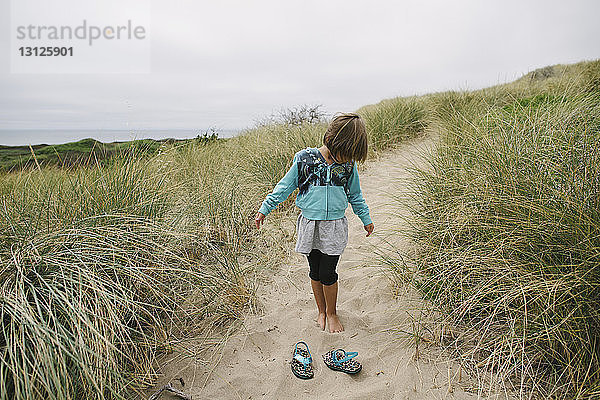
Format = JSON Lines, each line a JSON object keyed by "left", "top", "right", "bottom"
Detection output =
{"left": 254, "top": 113, "right": 374, "bottom": 333}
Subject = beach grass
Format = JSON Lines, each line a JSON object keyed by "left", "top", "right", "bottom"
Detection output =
{"left": 357, "top": 95, "right": 429, "bottom": 153}
{"left": 0, "top": 145, "right": 253, "bottom": 399}
{"left": 386, "top": 59, "right": 600, "bottom": 398}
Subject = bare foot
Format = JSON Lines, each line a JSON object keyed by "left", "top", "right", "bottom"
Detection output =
{"left": 327, "top": 314, "right": 344, "bottom": 333}
{"left": 317, "top": 313, "right": 326, "bottom": 331}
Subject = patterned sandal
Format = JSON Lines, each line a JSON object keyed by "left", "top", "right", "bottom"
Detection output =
{"left": 322, "top": 349, "right": 362, "bottom": 374}
{"left": 290, "top": 341, "right": 314, "bottom": 379}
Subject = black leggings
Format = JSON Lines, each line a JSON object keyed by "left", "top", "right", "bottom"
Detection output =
{"left": 307, "top": 249, "right": 340, "bottom": 286}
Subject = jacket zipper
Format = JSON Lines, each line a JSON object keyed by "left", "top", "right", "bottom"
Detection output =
{"left": 325, "top": 164, "right": 331, "bottom": 219}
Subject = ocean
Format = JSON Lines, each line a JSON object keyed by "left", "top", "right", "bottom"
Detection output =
{"left": 0, "top": 129, "right": 241, "bottom": 146}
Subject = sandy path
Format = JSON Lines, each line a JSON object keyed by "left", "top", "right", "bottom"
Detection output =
{"left": 151, "top": 133, "right": 507, "bottom": 399}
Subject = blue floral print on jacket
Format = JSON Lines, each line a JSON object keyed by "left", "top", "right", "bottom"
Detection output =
{"left": 258, "top": 147, "right": 372, "bottom": 226}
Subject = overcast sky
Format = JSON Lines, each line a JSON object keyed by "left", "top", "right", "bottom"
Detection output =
{"left": 1, "top": 0, "right": 599, "bottom": 145}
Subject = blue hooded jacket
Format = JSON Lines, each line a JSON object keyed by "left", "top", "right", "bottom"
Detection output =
{"left": 258, "top": 147, "right": 372, "bottom": 226}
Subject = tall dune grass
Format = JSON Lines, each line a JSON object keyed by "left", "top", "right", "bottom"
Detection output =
{"left": 0, "top": 147, "right": 254, "bottom": 399}
{"left": 396, "top": 61, "right": 600, "bottom": 397}
{"left": 357, "top": 95, "right": 429, "bottom": 152}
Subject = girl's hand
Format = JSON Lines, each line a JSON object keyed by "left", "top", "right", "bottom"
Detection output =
{"left": 254, "top": 212, "right": 266, "bottom": 229}
{"left": 364, "top": 223, "right": 374, "bottom": 237}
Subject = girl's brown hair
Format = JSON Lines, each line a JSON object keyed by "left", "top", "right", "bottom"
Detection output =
{"left": 323, "top": 113, "right": 368, "bottom": 163}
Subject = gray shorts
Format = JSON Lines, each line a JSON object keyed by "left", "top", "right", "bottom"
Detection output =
{"left": 294, "top": 213, "right": 348, "bottom": 256}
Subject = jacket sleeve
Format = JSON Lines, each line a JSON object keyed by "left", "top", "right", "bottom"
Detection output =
{"left": 346, "top": 162, "right": 373, "bottom": 226}
{"left": 258, "top": 153, "right": 299, "bottom": 216}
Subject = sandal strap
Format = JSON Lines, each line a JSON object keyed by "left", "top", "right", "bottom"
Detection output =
{"left": 294, "top": 353, "right": 312, "bottom": 366}
{"left": 294, "top": 341, "right": 312, "bottom": 359}
{"left": 332, "top": 349, "right": 358, "bottom": 365}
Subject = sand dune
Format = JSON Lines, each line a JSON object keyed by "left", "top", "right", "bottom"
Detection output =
{"left": 149, "top": 133, "right": 510, "bottom": 399}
